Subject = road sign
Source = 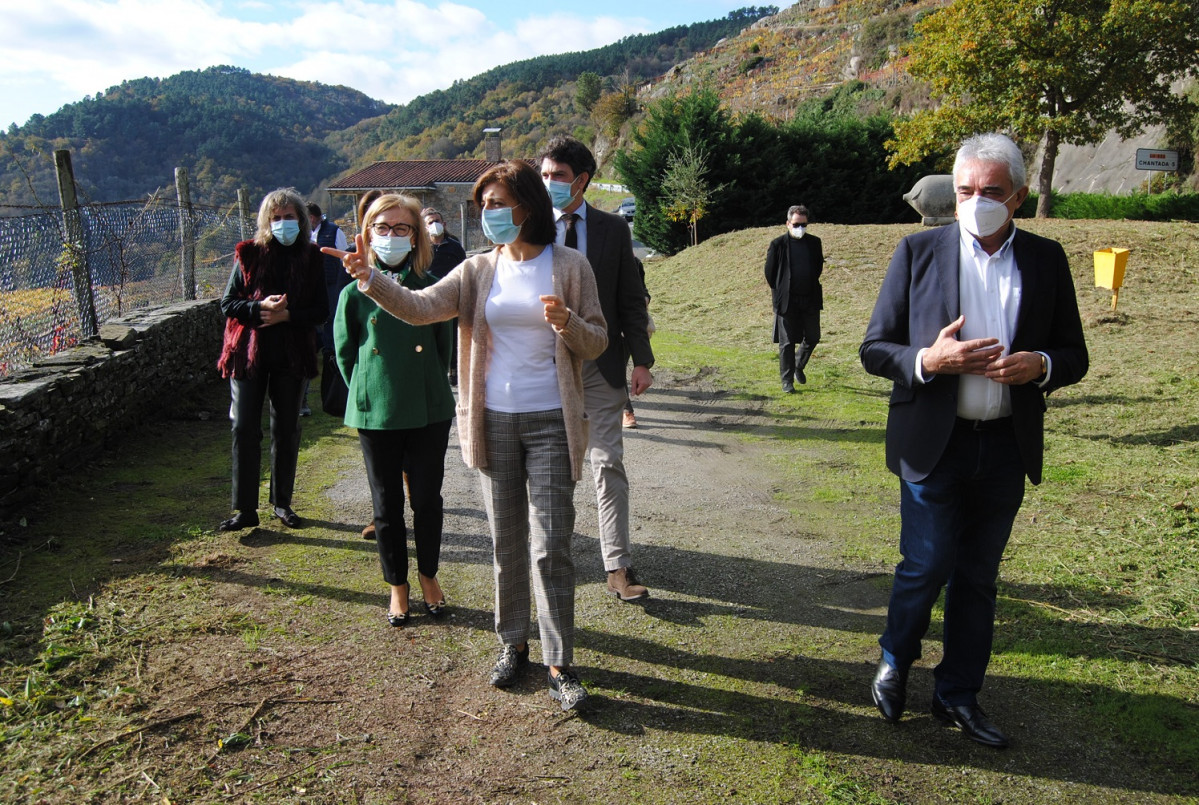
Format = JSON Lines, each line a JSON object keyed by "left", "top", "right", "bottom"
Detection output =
{"left": 1135, "top": 148, "right": 1179, "bottom": 171}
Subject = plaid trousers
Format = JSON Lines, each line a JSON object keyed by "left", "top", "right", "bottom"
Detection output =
{"left": 479, "top": 408, "right": 577, "bottom": 668}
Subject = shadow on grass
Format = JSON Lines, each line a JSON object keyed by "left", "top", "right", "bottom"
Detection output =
{"left": 625, "top": 392, "right": 886, "bottom": 446}
{"left": 574, "top": 643, "right": 1198, "bottom": 797}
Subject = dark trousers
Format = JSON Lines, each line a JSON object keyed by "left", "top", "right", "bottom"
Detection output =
{"left": 879, "top": 418, "right": 1025, "bottom": 706}
{"left": 359, "top": 420, "right": 452, "bottom": 586}
{"left": 448, "top": 320, "right": 459, "bottom": 384}
{"left": 778, "top": 303, "right": 820, "bottom": 383}
{"left": 229, "top": 373, "right": 305, "bottom": 512}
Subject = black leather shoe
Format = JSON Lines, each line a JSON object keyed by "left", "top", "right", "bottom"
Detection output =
{"left": 386, "top": 609, "right": 410, "bottom": 627}
{"left": 273, "top": 506, "right": 302, "bottom": 528}
{"left": 782, "top": 381, "right": 795, "bottom": 394}
{"left": 219, "top": 511, "right": 259, "bottom": 531}
{"left": 795, "top": 368, "right": 807, "bottom": 385}
{"left": 871, "top": 659, "right": 908, "bottom": 723}
{"left": 931, "top": 697, "right": 1010, "bottom": 748}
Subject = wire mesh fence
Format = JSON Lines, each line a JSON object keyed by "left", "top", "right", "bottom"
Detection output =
{"left": 0, "top": 197, "right": 251, "bottom": 377}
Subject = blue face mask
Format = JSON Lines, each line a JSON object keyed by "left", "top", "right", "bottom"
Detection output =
{"left": 270, "top": 219, "right": 300, "bottom": 246}
{"left": 544, "top": 178, "right": 578, "bottom": 210}
{"left": 481, "top": 206, "right": 522, "bottom": 245}
{"left": 372, "top": 235, "right": 412, "bottom": 267}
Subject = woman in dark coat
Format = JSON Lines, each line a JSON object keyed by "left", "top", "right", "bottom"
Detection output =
{"left": 217, "top": 188, "right": 328, "bottom": 531}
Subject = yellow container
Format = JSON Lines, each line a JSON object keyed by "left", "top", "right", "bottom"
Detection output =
{"left": 1094, "top": 248, "right": 1129, "bottom": 290}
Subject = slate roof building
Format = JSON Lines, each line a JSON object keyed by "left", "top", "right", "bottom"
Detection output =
{"left": 327, "top": 129, "right": 533, "bottom": 251}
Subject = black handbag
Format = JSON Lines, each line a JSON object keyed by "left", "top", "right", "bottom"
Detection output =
{"left": 320, "top": 349, "right": 348, "bottom": 417}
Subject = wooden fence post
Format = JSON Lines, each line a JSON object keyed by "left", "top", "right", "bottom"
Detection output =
{"left": 175, "top": 167, "right": 195, "bottom": 300}
{"left": 53, "top": 149, "right": 99, "bottom": 338}
{"left": 238, "top": 189, "right": 251, "bottom": 241}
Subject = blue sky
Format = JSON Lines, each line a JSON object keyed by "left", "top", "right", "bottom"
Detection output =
{"left": 1, "top": 0, "right": 758, "bottom": 131}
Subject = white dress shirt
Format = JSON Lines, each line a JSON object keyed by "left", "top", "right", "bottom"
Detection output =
{"left": 955, "top": 224, "right": 1022, "bottom": 419}
{"left": 554, "top": 202, "right": 588, "bottom": 256}
{"left": 915, "top": 224, "right": 1050, "bottom": 419}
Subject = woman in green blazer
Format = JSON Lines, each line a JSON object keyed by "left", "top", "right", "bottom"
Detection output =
{"left": 334, "top": 193, "right": 456, "bottom": 626}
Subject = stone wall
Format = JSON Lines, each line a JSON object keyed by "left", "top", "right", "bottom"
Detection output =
{"left": 0, "top": 300, "right": 223, "bottom": 520}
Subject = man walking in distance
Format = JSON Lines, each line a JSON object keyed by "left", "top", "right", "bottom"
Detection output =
{"left": 860, "top": 133, "right": 1088, "bottom": 748}
{"left": 540, "top": 135, "right": 654, "bottom": 602}
{"left": 764, "top": 205, "right": 823, "bottom": 393}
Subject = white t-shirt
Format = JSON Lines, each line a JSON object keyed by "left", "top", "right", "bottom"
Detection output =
{"left": 484, "top": 248, "right": 562, "bottom": 413}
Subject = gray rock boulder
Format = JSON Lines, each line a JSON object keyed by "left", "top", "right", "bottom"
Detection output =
{"left": 903, "top": 174, "right": 956, "bottom": 225}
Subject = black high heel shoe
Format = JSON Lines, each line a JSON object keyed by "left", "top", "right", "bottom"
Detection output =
{"left": 418, "top": 575, "right": 446, "bottom": 618}
{"left": 387, "top": 584, "right": 409, "bottom": 627}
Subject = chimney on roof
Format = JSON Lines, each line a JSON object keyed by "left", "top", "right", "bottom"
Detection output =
{"left": 483, "top": 127, "right": 502, "bottom": 162}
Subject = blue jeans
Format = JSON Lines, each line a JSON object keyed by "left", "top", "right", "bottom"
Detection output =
{"left": 880, "top": 418, "right": 1026, "bottom": 706}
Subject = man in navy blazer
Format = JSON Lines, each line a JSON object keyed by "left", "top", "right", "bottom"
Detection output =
{"left": 540, "top": 136, "right": 655, "bottom": 602}
{"left": 860, "top": 133, "right": 1088, "bottom": 748}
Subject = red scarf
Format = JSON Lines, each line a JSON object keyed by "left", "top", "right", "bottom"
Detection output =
{"left": 217, "top": 240, "right": 317, "bottom": 380}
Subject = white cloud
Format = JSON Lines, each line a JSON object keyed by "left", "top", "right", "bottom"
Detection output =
{"left": 0, "top": 0, "right": 679, "bottom": 128}
{"left": 2, "top": 0, "right": 266, "bottom": 102}
{"left": 278, "top": 9, "right": 649, "bottom": 107}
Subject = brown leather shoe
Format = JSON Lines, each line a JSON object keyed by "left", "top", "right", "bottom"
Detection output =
{"left": 622, "top": 410, "right": 637, "bottom": 429}
{"left": 606, "top": 567, "right": 649, "bottom": 601}
{"left": 362, "top": 523, "right": 376, "bottom": 540}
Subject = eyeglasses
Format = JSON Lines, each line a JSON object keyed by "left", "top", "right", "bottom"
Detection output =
{"left": 371, "top": 222, "right": 414, "bottom": 237}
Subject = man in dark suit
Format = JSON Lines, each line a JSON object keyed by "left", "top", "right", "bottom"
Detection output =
{"left": 540, "top": 135, "right": 655, "bottom": 601}
{"left": 421, "top": 206, "right": 467, "bottom": 385}
{"left": 860, "top": 133, "right": 1088, "bottom": 748}
{"left": 764, "top": 205, "right": 823, "bottom": 393}
{"left": 308, "top": 202, "right": 350, "bottom": 417}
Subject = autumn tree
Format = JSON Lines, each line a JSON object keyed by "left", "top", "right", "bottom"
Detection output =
{"left": 661, "top": 141, "right": 726, "bottom": 247}
{"left": 591, "top": 70, "right": 641, "bottom": 139}
{"left": 888, "top": 0, "right": 1199, "bottom": 216}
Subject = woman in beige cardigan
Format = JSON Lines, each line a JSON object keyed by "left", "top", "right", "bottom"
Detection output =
{"left": 324, "top": 160, "right": 607, "bottom": 711}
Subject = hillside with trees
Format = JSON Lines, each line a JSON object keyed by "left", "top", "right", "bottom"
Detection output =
{"left": 0, "top": 66, "right": 389, "bottom": 210}
{"left": 1, "top": 0, "right": 1193, "bottom": 232}
{"left": 0, "top": 10, "right": 776, "bottom": 212}
{"left": 616, "top": 0, "right": 1198, "bottom": 252}
{"left": 326, "top": 7, "right": 779, "bottom": 167}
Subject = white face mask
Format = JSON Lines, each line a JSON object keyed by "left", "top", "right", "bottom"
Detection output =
{"left": 789, "top": 225, "right": 806, "bottom": 239}
{"left": 427, "top": 221, "right": 444, "bottom": 238}
{"left": 957, "top": 192, "right": 1017, "bottom": 239}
